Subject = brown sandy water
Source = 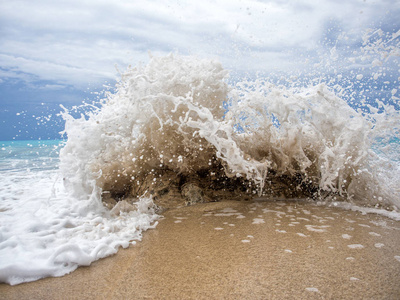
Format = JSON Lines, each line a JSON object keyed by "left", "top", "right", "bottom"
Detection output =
{"left": 1, "top": 200, "right": 400, "bottom": 299}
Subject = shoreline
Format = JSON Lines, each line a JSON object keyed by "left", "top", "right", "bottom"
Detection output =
{"left": 1, "top": 200, "right": 400, "bottom": 299}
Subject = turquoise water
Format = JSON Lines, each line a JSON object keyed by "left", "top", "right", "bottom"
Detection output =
{"left": 0, "top": 140, "right": 65, "bottom": 172}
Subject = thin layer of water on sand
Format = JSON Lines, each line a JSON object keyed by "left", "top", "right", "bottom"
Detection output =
{"left": 1, "top": 199, "right": 400, "bottom": 299}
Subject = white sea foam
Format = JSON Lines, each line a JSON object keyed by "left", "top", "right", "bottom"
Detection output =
{"left": 329, "top": 202, "right": 400, "bottom": 221}
{"left": 252, "top": 218, "right": 265, "bottom": 224}
{"left": 305, "top": 225, "right": 330, "bottom": 233}
{"left": 348, "top": 244, "right": 364, "bottom": 249}
{"left": 368, "top": 232, "right": 381, "bottom": 237}
{"left": 342, "top": 234, "right": 352, "bottom": 240}
{"left": 0, "top": 142, "right": 158, "bottom": 285}
{"left": 0, "top": 173, "right": 158, "bottom": 285}
{"left": 297, "top": 233, "right": 308, "bottom": 237}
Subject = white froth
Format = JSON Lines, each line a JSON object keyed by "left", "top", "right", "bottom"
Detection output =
{"left": 305, "top": 225, "right": 330, "bottom": 233}
{"left": 332, "top": 203, "right": 400, "bottom": 221}
{"left": 358, "top": 224, "right": 371, "bottom": 228}
{"left": 214, "top": 213, "right": 241, "bottom": 217}
{"left": 348, "top": 244, "right": 364, "bottom": 249}
{"left": 0, "top": 165, "right": 158, "bottom": 285}
{"left": 252, "top": 218, "right": 265, "bottom": 224}
{"left": 368, "top": 232, "right": 381, "bottom": 237}
{"left": 297, "top": 233, "right": 308, "bottom": 237}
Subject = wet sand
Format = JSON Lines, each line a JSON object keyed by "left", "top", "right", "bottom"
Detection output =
{"left": 1, "top": 200, "right": 400, "bottom": 299}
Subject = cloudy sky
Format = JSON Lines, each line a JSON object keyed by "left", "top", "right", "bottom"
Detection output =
{"left": 1, "top": 0, "right": 399, "bottom": 140}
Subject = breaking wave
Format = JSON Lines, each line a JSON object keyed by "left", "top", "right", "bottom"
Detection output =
{"left": 60, "top": 47, "right": 399, "bottom": 210}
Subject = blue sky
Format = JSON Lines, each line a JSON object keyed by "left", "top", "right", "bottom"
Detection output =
{"left": 1, "top": 0, "right": 399, "bottom": 140}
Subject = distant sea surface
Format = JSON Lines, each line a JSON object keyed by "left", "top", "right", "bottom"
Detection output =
{"left": 0, "top": 140, "right": 63, "bottom": 172}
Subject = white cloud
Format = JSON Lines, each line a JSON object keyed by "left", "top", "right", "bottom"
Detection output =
{"left": 0, "top": 0, "right": 398, "bottom": 89}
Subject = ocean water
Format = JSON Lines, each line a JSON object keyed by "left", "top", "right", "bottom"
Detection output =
{"left": 1, "top": 28, "right": 400, "bottom": 285}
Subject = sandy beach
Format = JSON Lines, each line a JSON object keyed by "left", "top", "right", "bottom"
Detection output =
{"left": 1, "top": 199, "right": 400, "bottom": 299}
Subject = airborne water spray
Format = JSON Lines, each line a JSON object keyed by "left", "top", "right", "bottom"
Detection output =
{"left": 60, "top": 48, "right": 399, "bottom": 210}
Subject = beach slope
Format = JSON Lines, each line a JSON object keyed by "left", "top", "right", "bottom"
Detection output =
{"left": 1, "top": 200, "right": 400, "bottom": 299}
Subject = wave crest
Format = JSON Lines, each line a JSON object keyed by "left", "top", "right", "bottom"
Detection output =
{"left": 60, "top": 54, "right": 400, "bottom": 209}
